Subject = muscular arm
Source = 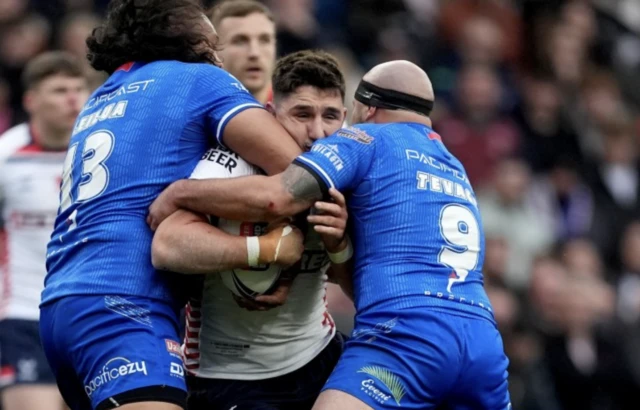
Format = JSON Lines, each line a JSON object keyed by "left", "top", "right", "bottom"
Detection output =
{"left": 327, "top": 262, "right": 354, "bottom": 301}
{"left": 222, "top": 108, "right": 302, "bottom": 175}
{"left": 170, "top": 163, "right": 324, "bottom": 222}
{"left": 151, "top": 209, "right": 247, "bottom": 274}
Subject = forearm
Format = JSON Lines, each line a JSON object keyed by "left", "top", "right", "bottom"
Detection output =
{"left": 172, "top": 170, "right": 318, "bottom": 222}
{"left": 170, "top": 176, "right": 275, "bottom": 221}
{"left": 327, "top": 263, "right": 354, "bottom": 301}
{"left": 152, "top": 212, "right": 248, "bottom": 274}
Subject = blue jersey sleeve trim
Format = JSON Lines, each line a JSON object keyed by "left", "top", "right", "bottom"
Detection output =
{"left": 292, "top": 157, "right": 332, "bottom": 199}
{"left": 215, "top": 103, "right": 264, "bottom": 146}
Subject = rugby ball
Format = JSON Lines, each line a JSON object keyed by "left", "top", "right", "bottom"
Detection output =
{"left": 217, "top": 219, "right": 282, "bottom": 299}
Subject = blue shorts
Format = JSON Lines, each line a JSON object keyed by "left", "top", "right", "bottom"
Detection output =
{"left": 0, "top": 319, "right": 56, "bottom": 389}
{"left": 187, "top": 332, "right": 346, "bottom": 410}
{"left": 39, "top": 295, "right": 187, "bottom": 410}
{"left": 323, "top": 309, "right": 511, "bottom": 409}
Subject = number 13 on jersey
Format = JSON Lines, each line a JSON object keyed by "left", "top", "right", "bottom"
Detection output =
{"left": 59, "top": 130, "right": 115, "bottom": 214}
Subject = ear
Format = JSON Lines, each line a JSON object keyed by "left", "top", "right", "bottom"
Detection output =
{"left": 365, "top": 106, "right": 377, "bottom": 122}
{"left": 341, "top": 107, "right": 348, "bottom": 122}
{"left": 23, "top": 90, "right": 36, "bottom": 115}
{"left": 265, "top": 101, "right": 276, "bottom": 116}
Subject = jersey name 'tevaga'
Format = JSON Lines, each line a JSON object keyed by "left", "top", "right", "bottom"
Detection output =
{"left": 43, "top": 61, "right": 262, "bottom": 306}
{"left": 295, "top": 123, "right": 494, "bottom": 322}
{"left": 184, "top": 145, "right": 335, "bottom": 380}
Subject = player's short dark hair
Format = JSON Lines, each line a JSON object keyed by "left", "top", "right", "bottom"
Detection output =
{"left": 22, "top": 51, "right": 85, "bottom": 90}
{"left": 210, "top": 0, "right": 274, "bottom": 28}
{"left": 272, "top": 50, "right": 346, "bottom": 101}
{"left": 87, "top": 0, "right": 221, "bottom": 74}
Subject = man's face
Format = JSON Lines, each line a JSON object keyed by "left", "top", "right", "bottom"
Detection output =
{"left": 217, "top": 13, "right": 276, "bottom": 95}
{"left": 272, "top": 85, "right": 345, "bottom": 151}
{"left": 26, "top": 74, "right": 88, "bottom": 134}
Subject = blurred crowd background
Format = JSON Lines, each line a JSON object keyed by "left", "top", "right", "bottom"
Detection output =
{"left": 2, "top": 0, "right": 640, "bottom": 409}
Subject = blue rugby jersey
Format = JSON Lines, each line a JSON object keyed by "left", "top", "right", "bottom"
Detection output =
{"left": 43, "top": 61, "right": 262, "bottom": 306}
{"left": 295, "top": 123, "right": 494, "bottom": 322}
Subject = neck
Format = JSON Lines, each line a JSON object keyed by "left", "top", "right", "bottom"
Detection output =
{"left": 379, "top": 110, "right": 432, "bottom": 127}
{"left": 30, "top": 119, "right": 70, "bottom": 151}
{"left": 253, "top": 84, "right": 272, "bottom": 105}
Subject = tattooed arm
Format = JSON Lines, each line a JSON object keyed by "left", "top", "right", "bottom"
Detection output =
{"left": 148, "top": 163, "right": 324, "bottom": 227}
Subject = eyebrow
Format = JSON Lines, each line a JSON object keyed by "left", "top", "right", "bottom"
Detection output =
{"left": 291, "top": 105, "right": 342, "bottom": 114}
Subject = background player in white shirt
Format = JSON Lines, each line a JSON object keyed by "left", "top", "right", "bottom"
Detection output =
{"left": 151, "top": 50, "right": 350, "bottom": 410}
{"left": 0, "top": 52, "right": 88, "bottom": 410}
{"left": 209, "top": 0, "right": 276, "bottom": 106}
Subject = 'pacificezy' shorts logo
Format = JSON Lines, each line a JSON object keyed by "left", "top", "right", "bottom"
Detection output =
{"left": 84, "top": 357, "right": 148, "bottom": 397}
{"left": 358, "top": 366, "right": 406, "bottom": 405}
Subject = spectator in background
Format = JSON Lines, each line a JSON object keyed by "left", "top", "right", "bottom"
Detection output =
{"left": 478, "top": 157, "right": 554, "bottom": 290}
{"left": 585, "top": 112, "right": 640, "bottom": 268}
{"left": 515, "top": 72, "right": 583, "bottom": 174}
{"left": 529, "top": 157, "right": 594, "bottom": 241}
{"left": 0, "top": 0, "right": 28, "bottom": 25}
{"left": 524, "top": 239, "right": 637, "bottom": 410}
{"left": 430, "top": 13, "right": 519, "bottom": 118}
{"left": 0, "top": 77, "right": 11, "bottom": 134}
{"left": 560, "top": 237, "right": 607, "bottom": 281}
{"left": 437, "top": 64, "right": 521, "bottom": 188}
{"left": 438, "top": 0, "right": 522, "bottom": 66}
{"left": 616, "top": 220, "right": 640, "bottom": 324}
{"left": 210, "top": 0, "right": 277, "bottom": 105}
{"left": 264, "top": 0, "right": 318, "bottom": 55}
{"left": 0, "top": 51, "right": 88, "bottom": 410}
{"left": 0, "top": 13, "right": 52, "bottom": 124}
{"left": 57, "top": 12, "right": 107, "bottom": 91}
{"left": 575, "top": 69, "right": 628, "bottom": 159}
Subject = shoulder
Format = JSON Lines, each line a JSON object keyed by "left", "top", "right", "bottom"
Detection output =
{"left": 188, "top": 63, "right": 244, "bottom": 85}
{"left": 145, "top": 61, "right": 240, "bottom": 85}
{"left": 190, "top": 145, "right": 260, "bottom": 180}
{"left": 0, "top": 124, "right": 30, "bottom": 163}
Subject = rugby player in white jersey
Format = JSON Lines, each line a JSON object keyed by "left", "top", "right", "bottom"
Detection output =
{"left": 151, "top": 50, "right": 349, "bottom": 410}
{"left": 0, "top": 52, "right": 88, "bottom": 410}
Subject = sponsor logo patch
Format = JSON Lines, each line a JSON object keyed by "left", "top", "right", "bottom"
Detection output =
{"left": 311, "top": 144, "right": 344, "bottom": 171}
{"left": 358, "top": 366, "right": 406, "bottom": 405}
{"left": 165, "top": 339, "right": 181, "bottom": 356}
{"left": 337, "top": 127, "right": 374, "bottom": 144}
{"left": 84, "top": 357, "right": 147, "bottom": 397}
{"left": 170, "top": 362, "right": 184, "bottom": 378}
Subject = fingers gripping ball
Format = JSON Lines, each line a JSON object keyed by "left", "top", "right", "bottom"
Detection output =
{"left": 218, "top": 220, "right": 296, "bottom": 300}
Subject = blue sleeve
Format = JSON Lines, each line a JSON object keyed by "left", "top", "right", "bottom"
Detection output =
{"left": 192, "top": 65, "right": 264, "bottom": 146}
{"left": 293, "top": 125, "right": 377, "bottom": 195}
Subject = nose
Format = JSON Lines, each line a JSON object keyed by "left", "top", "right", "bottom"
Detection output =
{"left": 308, "top": 117, "right": 325, "bottom": 142}
{"left": 248, "top": 38, "right": 260, "bottom": 58}
{"left": 69, "top": 89, "right": 87, "bottom": 112}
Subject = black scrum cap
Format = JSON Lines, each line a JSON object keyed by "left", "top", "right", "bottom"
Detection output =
{"left": 354, "top": 80, "right": 434, "bottom": 116}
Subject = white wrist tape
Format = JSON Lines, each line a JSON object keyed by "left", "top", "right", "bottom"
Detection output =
{"left": 328, "top": 236, "right": 353, "bottom": 264}
{"left": 273, "top": 225, "right": 293, "bottom": 263}
{"left": 246, "top": 236, "right": 261, "bottom": 267}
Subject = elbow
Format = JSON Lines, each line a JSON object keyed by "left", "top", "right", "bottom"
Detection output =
{"left": 151, "top": 234, "right": 175, "bottom": 271}
{"left": 260, "top": 190, "right": 295, "bottom": 221}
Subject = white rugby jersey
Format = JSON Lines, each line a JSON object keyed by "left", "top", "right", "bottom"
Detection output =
{"left": 183, "top": 144, "right": 336, "bottom": 380}
{"left": 0, "top": 124, "right": 66, "bottom": 320}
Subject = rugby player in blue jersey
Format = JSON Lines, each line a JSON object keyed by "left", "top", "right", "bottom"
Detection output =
{"left": 149, "top": 60, "right": 511, "bottom": 409}
{"left": 39, "top": 1, "right": 305, "bottom": 409}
